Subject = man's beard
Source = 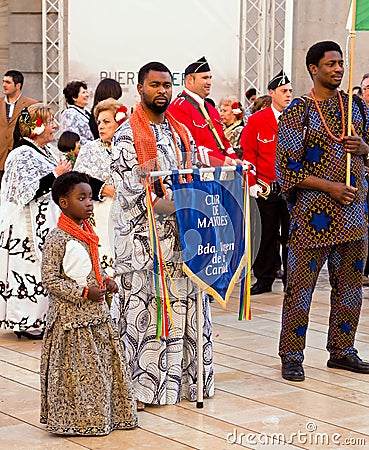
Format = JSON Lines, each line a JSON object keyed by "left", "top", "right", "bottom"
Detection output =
{"left": 143, "top": 93, "right": 170, "bottom": 114}
{"left": 149, "top": 98, "right": 169, "bottom": 113}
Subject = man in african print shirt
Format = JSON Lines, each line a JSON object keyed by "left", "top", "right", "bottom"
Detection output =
{"left": 276, "top": 41, "right": 369, "bottom": 382}
{"left": 110, "top": 62, "right": 214, "bottom": 407}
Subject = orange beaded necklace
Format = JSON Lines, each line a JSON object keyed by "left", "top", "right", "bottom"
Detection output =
{"left": 310, "top": 88, "right": 346, "bottom": 142}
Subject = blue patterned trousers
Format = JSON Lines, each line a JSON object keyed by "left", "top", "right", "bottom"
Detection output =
{"left": 279, "top": 237, "right": 367, "bottom": 363}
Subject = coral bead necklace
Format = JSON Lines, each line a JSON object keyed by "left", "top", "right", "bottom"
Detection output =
{"left": 310, "top": 88, "right": 345, "bottom": 142}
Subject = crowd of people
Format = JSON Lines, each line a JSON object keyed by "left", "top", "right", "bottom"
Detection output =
{"left": 1, "top": 40, "right": 369, "bottom": 436}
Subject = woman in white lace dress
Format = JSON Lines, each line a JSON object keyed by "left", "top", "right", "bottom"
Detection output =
{"left": 0, "top": 103, "right": 71, "bottom": 339}
{"left": 60, "top": 80, "right": 94, "bottom": 145}
{"left": 74, "top": 98, "right": 127, "bottom": 276}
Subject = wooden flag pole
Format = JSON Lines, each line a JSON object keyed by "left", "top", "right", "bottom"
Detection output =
{"left": 346, "top": 0, "right": 357, "bottom": 186}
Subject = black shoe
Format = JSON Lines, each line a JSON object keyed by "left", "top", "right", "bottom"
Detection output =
{"left": 14, "top": 330, "right": 44, "bottom": 340}
{"left": 250, "top": 282, "right": 272, "bottom": 295}
{"left": 327, "top": 354, "right": 369, "bottom": 374}
{"left": 281, "top": 361, "right": 305, "bottom": 381}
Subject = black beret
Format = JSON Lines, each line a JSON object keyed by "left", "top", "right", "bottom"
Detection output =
{"left": 267, "top": 70, "right": 290, "bottom": 90}
{"left": 184, "top": 56, "right": 211, "bottom": 76}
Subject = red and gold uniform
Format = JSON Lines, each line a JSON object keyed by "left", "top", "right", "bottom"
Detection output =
{"left": 241, "top": 104, "right": 289, "bottom": 290}
{"left": 241, "top": 105, "right": 278, "bottom": 186}
{"left": 168, "top": 90, "right": 238, "bottom": 166}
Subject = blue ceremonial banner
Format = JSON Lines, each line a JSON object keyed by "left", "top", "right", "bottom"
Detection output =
{"left": 172, "top": 167, "right": 247, "bottom": 307}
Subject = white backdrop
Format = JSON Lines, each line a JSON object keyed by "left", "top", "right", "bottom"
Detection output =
{"left": 69, "top": 0, "right": 240, "bottom": 109}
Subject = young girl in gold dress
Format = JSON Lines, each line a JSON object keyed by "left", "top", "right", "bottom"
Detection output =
{"left": 40, "top": 171, "right": 137, "bottom": 435}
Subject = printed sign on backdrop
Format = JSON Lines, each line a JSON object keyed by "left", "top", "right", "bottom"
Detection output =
{"left": 172, "top": 167, "right": 246, "bottom": 307}
{"left": 69, "top": 1, "right": 240, "bottom": 109}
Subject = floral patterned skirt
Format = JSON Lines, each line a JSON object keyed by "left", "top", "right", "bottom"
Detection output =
{"left": 0, "top": 209, "right": 48, "bottom": 332}
{"left": 40, "top": 316, "right": 138, "bottom": 435}
{"left": 110, "top": 270, "right": 214, "bottom": 405}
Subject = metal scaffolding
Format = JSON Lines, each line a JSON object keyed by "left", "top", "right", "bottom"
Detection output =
{"left": 238, "top": 0, "right": 293, "bottom": 98}
{"left": 41, "top": 1, "right": 291, "bottom": 121}
{"left": 42, "top": 0, "right": 66, "bottom": 128}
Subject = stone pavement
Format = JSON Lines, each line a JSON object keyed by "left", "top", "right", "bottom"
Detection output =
{"left": 1, "top": 268, "right": 369, "bottom": 449}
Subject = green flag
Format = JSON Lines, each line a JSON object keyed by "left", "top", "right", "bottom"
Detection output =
{"left": 347, "top": 0, "right": 369, "bottom": 31}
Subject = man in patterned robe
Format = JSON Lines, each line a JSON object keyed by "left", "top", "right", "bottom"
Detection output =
{"left": 276, "top": 41, "right": 369, "bottom": 382}
{"left": 110, "top": 61, "right": 214, "bottom": 407}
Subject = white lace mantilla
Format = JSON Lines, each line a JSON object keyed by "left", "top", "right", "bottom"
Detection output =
{"left": 74, "top": 139, "right": 112, "bottom": 183}
{"left": 60, "top": 106, "right": 94, "bottom": 145}
{"left": 2, "top": 143, "right": 58, "bottom": 206}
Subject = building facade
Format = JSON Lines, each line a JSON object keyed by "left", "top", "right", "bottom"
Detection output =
{"left": 0, "top": 1, "right": 366, "bottom": 112}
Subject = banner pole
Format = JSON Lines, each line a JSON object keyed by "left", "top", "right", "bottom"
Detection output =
{"left": 140, "top": 164, "right": 253, "bottom": 179}
{"left": 346, "top": 0, "right": 357, "bottom": 186}
{"left": 196, "top": 290, "right": 204, "bottom": 408}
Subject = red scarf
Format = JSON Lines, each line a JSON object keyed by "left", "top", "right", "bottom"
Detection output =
{"left": 57, "top": 212, "right": 103, "bottom": 286}
{"left": 130, "top": 103, "right": 192, "bottom": 173}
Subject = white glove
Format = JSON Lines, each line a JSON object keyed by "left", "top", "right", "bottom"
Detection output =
{"left": 249, "top": 184, "right": 263, "bottom": 198}
{"left": 242, "top": 159, "right": 256, "bottom": 176}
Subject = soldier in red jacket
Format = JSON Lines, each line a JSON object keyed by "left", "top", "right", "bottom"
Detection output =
{"left": 168, "top": 57, "right": 241, "bottom": 167}
{"left": 241, "top": 70, "right": 292, "bottom": 294}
